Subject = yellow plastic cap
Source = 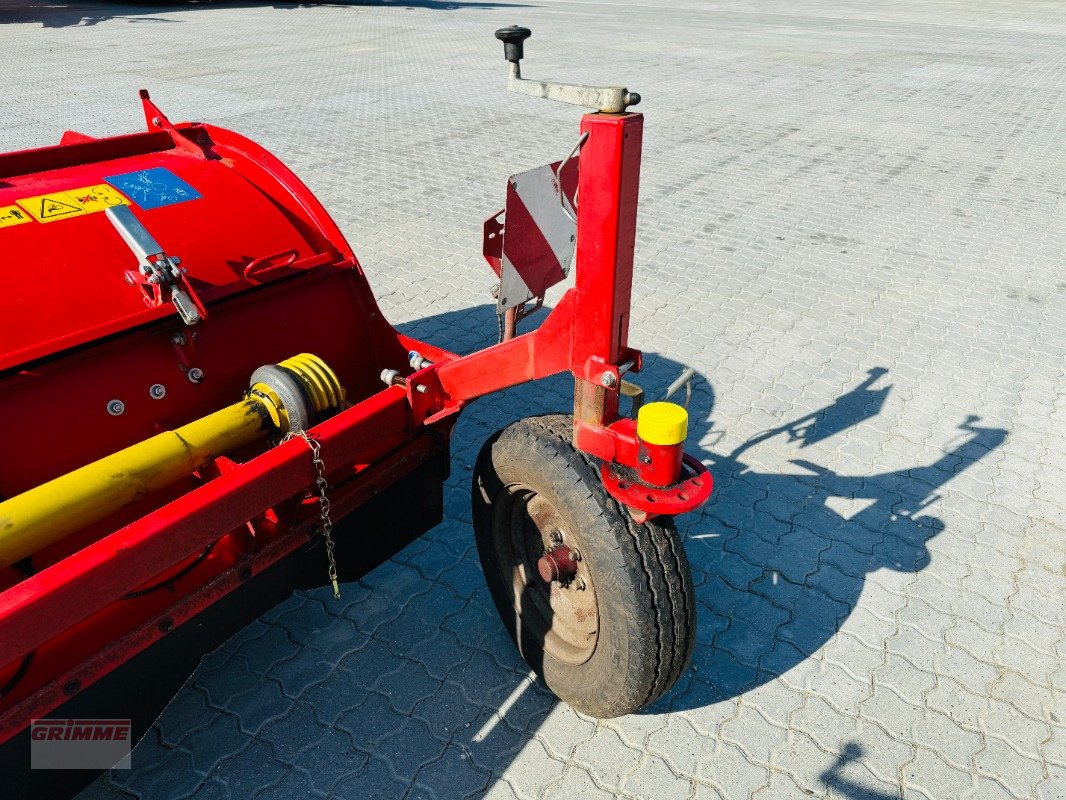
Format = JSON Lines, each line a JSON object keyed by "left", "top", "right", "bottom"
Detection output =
{"left": 637, "top": 402, "right": 688, "bottom": 446}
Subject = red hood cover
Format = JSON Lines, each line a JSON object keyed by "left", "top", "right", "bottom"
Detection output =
{"left": 0, "top": 103, "right": 354, "bottom": 372}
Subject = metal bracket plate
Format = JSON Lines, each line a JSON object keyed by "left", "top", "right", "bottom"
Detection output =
{"left": 493, "top": 156, "right": 579, "bottom": 312}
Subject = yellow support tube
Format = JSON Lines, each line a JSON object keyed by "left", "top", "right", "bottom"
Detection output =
{"left": 0, "top": 353, "right": 344, "bottom": 571}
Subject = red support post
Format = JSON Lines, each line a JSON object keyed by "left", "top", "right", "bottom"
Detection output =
{"left": 435, "top": 112, "right": 646, "bottom": 433}
{"left": 571, "top": 112, "right": 643, "bottom": 429}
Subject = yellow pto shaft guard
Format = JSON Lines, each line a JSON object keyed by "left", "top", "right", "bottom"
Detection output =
{"left": 0, "top": 353, "right": 344, "bottom": 571}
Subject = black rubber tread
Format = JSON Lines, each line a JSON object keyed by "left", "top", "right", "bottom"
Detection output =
{"left": 472, "top": 413, "right": 696, "bottom": 717}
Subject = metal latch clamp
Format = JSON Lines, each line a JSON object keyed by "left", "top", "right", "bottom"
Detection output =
{"left": 106, "top": 204, "right": 206, "bottom": 326}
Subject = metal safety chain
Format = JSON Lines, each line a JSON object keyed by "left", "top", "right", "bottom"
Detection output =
{"left": 283, "top": 431, "right": 341, "bottom": 599}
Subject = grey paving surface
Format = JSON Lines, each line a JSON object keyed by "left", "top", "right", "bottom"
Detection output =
{"left": 4, "top": 0, "right": 1064, "bottom": 797}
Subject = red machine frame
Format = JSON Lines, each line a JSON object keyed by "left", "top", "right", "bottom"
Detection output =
{"left": 0, "top": 100, "right": 710, "bottom": 743}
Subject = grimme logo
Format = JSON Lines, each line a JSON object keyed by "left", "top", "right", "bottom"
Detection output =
{"left": 30, "top": 719, "right": 132, "bottom": 770}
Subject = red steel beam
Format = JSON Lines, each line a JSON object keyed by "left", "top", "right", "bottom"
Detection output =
{"left": 0, "top": 387, "right": 412, "bottom": 669}
{"left": 0, "top": 432, "right": 443, "bottom": 743}
{"left": 435, "top": 290, "right": 575, "bottom": 402}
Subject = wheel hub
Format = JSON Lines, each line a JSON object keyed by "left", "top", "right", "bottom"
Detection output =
{"left": 494, "top": 486, "right": 599, "bottom": 665}
{"left": 537, "top": 545, "right": 580, "bottom": 584}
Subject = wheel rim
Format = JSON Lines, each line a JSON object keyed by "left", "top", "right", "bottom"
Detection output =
{"left": 492, "top": 483, "right": 599, "bottom": 665}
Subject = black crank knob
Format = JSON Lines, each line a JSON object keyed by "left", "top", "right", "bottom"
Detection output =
{"left": 495, "top": 26, "right": 532, "bottom": 63}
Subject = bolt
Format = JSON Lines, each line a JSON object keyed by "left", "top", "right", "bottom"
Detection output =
{"left": 239, "top": 567, "right": 252, "bottom": 581}
{"left": 158, "top": 617, "right": 174, "bottom": 633}
{"left": 550, "top": 530, "right": 564, "bottom": 545}
{"left": 171, "top": 332, "right": 187, "bottom": 346}
{"left": 151, "top": 116, "right": 162, "bottom": 127}
{"left": 107, "top": 399, "right": 125, "bottom": 416}
{"left": 414, "top": 384, "right": 429, "bottom": 394}
{"left": 600, "top": 372, "right": 618, "bottom": 388}
{"left": 187, "top": 368, "right": 204, "bottom": 384}
{"left": 408, "top": 351, "right": 433, "bottom": 370}
{"left": 149, "top": 383, "right": 166, "bottom": 399}
{"left": 575, "top": 578, "right": 587, "bottom": 591}
{"left": 63, "top": 680, "right": 80, "bottom": 696}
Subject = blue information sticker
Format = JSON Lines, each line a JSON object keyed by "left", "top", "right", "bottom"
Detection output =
{"left": 105, "top": 167, "right": 201, "bottom": 210}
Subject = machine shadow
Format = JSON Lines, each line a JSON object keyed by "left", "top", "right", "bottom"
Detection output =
{"left": 394, "top": 302, "right": 1007, "bottom": 718}
{"left": 96, "top": 300, "right": 1006, "bottom": 799}
{"left": 1, "top": 0, "right": 529, "bottom": 29}
{"left": 818, "top": 743, "right": 900, "bottom": 800}
{"left": 657, "top": 387, "right": 1005, "bottom": 712}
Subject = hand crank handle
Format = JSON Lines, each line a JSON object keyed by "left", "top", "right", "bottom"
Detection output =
{"left": 495, "top": 25, "right": 531, "bottom": 63}
{"left": 493, "top": 26, "right": 640, "bottom": 113}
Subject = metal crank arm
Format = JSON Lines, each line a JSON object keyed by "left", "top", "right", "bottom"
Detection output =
{"left": 495, "top": 26, "right": 640, "bottom": 113}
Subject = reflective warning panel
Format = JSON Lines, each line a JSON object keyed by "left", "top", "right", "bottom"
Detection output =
{"left": 105, "top": 167, "right": 201, "bottom": 210}
{"left": 0, "top": 205, "right": 32, "bottom": 229}
{"left": 16, "top": 184, "right": 130, "bottom": 224}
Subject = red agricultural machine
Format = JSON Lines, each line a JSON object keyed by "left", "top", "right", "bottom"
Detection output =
{"left": 0, "top": 27, "right": 710, "bottom": 790}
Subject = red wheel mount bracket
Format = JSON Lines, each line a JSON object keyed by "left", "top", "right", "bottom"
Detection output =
{"left": 600, "top": 454, "right": 713, "bottom": 524}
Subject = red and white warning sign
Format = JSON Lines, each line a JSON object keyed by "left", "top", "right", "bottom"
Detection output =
{"left": 484, "top": 156, "right": 579, "bottom": 311}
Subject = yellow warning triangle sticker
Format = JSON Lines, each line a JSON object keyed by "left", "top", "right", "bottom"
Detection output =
{"left": 39, "top": 196, "right": 81, "bottom": 219}
{"left": 12, "top": 186, "right": 130, "bottom": 225}
{"left": 17, "top": 191, "right": 88, "bottom": 223}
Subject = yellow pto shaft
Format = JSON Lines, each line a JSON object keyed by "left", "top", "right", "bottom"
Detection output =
{"left": 0, "top": 354, "right": 344, "bottom": 571}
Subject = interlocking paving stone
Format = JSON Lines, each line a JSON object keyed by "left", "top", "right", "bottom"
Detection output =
{"left": 330, "top": 756, "right": 408, "bottom": 800}
{"left": 155, "top": 687, "right": 217, "bottom": 748}
{"left": 3, "top": 0, "right": 1061, "bottom": 797}
{"left": 412, "top": 744, "right": 492, "bottom": 800}
{"left": 204, "top": 739, "right": 287, "bottom": 798}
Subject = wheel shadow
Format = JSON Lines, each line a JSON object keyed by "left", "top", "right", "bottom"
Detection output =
{"left": 2, "top": 0, "right": 530, "bottom": 29}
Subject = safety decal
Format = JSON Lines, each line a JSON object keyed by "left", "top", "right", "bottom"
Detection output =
{"left": 0, "top": 205, "right": 32, "bottom": 229}
{"left": 104, "top": 167, "right": 201, "bottom": 210}
{"left": 16, "top": 184, "right": 130, "bottom": 224}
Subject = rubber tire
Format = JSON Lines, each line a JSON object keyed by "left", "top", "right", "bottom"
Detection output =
{"left": 472, "top": 414, "right": 696, "bottom": 717}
